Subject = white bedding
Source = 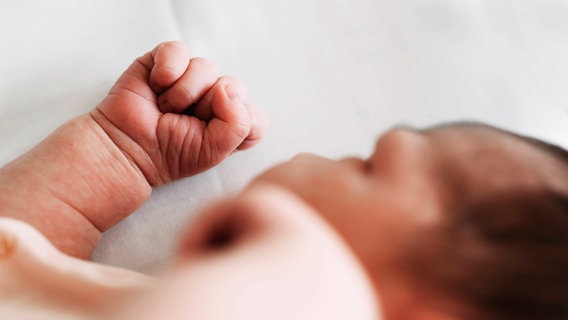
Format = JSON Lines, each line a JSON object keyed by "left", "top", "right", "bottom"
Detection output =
{"left": 1, "top": 0, "right": 567, "bottom": 273}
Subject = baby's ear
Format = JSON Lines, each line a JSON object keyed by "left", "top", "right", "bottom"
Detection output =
{"left": 178, "top": 199, "right": 258, "bottom": 256}
{"left": 177, "top": 183, "right": 314, "bottom": 259}
{"left": 177, "top": 192, "right": 272, "bottom": 258}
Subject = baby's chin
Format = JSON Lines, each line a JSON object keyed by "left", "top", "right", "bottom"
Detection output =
{"left": 240, "top": 179, "right": 305, "bottom": 214}
{"left": 244, "top": 156, "right": 313, "bottom": 197}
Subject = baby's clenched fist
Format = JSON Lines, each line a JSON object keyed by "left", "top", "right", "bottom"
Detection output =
{"left": 92, "top": 41, "right": 267, "bottom": 186}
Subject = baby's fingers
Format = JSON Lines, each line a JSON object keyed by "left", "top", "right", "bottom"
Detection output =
{"left": 148, "top": 41, "right": 191, "bottom": 93}
{"left": 237, "top": 103, "right": 268, "bottom": 151}
{"left": 157, "top": 58, "right": 218, "bottom": 114}
{"left": 192, "top": 77, "right": 265, "bottom": 150}
{"left": 191, "top": 76, "right": 248, "bottom": 121}
{"left": 201, "top": 84, "right": 252, "bottom": 166}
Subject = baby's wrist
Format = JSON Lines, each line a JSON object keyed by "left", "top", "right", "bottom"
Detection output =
{"left": 0, "top": 114, "right": 151, "bottom": 258}
{"left": 89, "top": 108, "right": 167, "bottom": 186}
{"left": 56, "top": 114, "right": 153, "bottom": 231}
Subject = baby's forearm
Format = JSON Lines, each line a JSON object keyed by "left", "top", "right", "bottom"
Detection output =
{"left": 0, "top": 114, "right": 151, "bottom": 258}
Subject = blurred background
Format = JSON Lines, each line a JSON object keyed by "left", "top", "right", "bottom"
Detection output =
{"left": 0, "top": 0, "right": 567, "bottom": 273}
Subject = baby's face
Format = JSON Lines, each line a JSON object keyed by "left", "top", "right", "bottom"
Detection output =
{"left": 249, "top": 123, "right": 560, "bottom": 294}
{"left": 123, "top": 124, "right": 558, "bottom": 320}
{"left": 251, "top": 128, "right": 446, "bottom": 274}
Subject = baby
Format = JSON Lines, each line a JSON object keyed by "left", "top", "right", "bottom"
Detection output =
{"left": 1, "top": 41, "right": 567, "bottom": 320}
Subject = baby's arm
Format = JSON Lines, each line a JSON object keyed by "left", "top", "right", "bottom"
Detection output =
{"left": 0, "top": 41, "right": 266, "bottom": 259}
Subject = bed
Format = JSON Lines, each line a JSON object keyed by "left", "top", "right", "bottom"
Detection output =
{"left": 0, "top": 0, "right": 566, "bottom": 273}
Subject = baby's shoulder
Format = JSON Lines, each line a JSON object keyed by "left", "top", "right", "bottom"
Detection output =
{"left": 0, "top": 217, "right": 155, "bottom": 319}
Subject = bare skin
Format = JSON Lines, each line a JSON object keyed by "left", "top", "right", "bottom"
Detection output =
{"left": 246, "top": 124, "right": 568, "bottom": 318}
{"left": 0, "top": 41, "right": 377, "bottom": 319}
{"left": 0, "top": 41, "right": 267, "bottom": 259}
{"left": 2, "top": 41, "right": 565, "bottom": 319}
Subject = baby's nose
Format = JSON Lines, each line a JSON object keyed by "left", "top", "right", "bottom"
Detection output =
{"left": 369, "top": 127, "right": 430, "bottom": 175}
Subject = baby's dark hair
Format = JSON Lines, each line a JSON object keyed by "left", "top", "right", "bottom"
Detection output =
{"left": 401, "top": 125, "right": 568, "bottom": 320}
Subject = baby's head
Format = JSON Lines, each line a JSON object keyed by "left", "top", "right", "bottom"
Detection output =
{"left": 251, "top": 122, "right": 568, "bottom": 319}
{"left": 125, "top": 122, "right": 568, "bottom": 320}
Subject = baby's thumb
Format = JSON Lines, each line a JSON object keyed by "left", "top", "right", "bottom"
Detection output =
{"left": 199, "top": 84, "right": 251, "bottom": 165}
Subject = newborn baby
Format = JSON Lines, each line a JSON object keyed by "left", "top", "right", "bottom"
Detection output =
{"left": 1, "top": 41, "right": 567, "bottom": 320}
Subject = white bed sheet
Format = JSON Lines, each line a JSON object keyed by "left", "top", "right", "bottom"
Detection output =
{"left": 0, "top": 0, "right": 567, "bottom": 273}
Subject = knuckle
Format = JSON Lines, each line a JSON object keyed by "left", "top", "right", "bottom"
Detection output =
{"left": 178, "top": 85, "right": 198, "bottom": 104}
{"left": 217, "top": 76, "right": 247, "bottom": 97}
{"left": 217, "top": 75, "right": 241, "bottom": 85}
